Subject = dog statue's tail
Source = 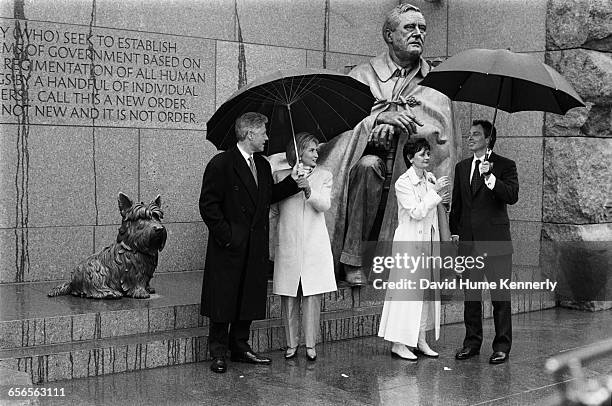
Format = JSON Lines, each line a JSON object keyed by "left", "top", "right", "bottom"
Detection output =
{"left": 48, "top": 282, "right": 72, "bottom": 297}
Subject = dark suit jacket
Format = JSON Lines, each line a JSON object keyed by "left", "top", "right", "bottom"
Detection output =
{"left": 199, "top": 146, "right": 299, "bottom": 322}
{"left": 449, "top": 152, "right": 519, "bottom": 256}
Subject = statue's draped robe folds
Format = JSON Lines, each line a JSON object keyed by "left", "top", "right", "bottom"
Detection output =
{"left": 318, "top": 54, "right": 457, "bottom": 270}
{"left": 269, "top": 53, "right": 457, "bottom": 273}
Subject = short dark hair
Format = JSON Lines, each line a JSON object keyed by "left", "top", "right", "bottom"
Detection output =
{"left": 235, "top": 112, "right": 268, "bottom": 141}
{"left": 286, "top": 132, "right": 319, "bottom": 167}
{"left": 403, "top": 138, "right": 430, "bottom": 168}
{"left": 472, "top": 119, "right": 497, "bottom": 149}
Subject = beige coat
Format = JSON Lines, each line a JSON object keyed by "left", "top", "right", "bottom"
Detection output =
{"left": 271, "top": 167, "right": 337, "bottom": 297}
{"left": 378, "top": 167, "right": 442, "bottom": 346}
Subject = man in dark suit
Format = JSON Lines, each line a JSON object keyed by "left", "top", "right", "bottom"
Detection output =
{"left": 199, "top": 112, "right": 305, "bottom": 373}
{"left": 449, "top": 119, "right": 519, "bottom": 365}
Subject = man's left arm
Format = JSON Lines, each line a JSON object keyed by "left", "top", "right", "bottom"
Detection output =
{"left": 271, "top": 173, "right": 300, "bottom": 203}
{"left": 484, "top": 160, "right": 519, "bottom": 205}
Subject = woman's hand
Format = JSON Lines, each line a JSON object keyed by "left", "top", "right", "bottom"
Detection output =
{"left": 296, "top": 178, "right": 311, "bottom": 199}
{"left": 433, "top": 175, "right": 450, "bottom": 193}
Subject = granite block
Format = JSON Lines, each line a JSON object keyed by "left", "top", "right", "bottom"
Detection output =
{"left": 305, "top": 50, "right": 371, "bottom": 72}
{"left": 71, "top": 313, "right": 97, "bottom": 342}
{"left": 543, "top": 137, "right": 611, "bottom": 224}
{"left": 215, "top": 41, "right": 307, "bottom": 110}
{"left": 0, "top": 320, "right": 23, "bottom": 349}
{"left": 441, "top": 301, "right": 463, "bottom": 325}
{"left": 511, "top": 221, "right": 542, "bottom": 267}
{"left": 448, "top": 0, "right": 547, "bottom": 54}
{"left": 95, "top": 0, "right": 234, "bottom": 41}
{"left": 1, "top": 20, "right": 216, "bottom": 130}
{"left": 0, "top": 124, "right": 19, "bottom": 229}
{"left": 139, "top": 129, "right": 213, "bottom": 223}
{"left": 453, "top": 102, "right": 472, "bottom": 140}
{"left": 494, "top": 137, "right": 543, "bottom": 222}
{"left": 43, "top": 353, "right": 73, "bottom": 383}
{"left": 8, "top": 0, "right": 97, "bottom": 25}
{"left": 43, "top": 316, "right": 72, "bottom": 345}
{"left": 546, "top": 0, "right": 612, "bottom": 51}
{"left": 22, "top": 226, "right": 94, "bottom": 282}
{"left": 94, "top": 128, "right": 139, "bottom": 225}
{"left": 144, "top": 340, "right": 167, "bottom": 369}
{"left": 100, "top": 309, "right": 148, "bottom": 338}
{"left": 154, "top": 222, "right": 208, "bottom": 273}
{"left": 266, "top": 295, "right": 281, "bottom": 319}
{"left": 148, "top": 306, "right": 176, "bottom": 333}
{"left": 237, "top": 0, "right": 326, "bottom": 50}
{"left": 327, "top": 0, "right": 397, "bottom": 57}
{"left": 26, "top": 126, "right": 95, "bottom": 227}
{"left": 174, "top": 305, "right": 200, "bottom": 330}
{"left": 321, "top": 289, "right": 353, "bottom": 312}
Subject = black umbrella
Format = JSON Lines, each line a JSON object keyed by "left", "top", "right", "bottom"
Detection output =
{"left": 419, "top": 48, "right": 585, "bottom": 126}
{"left": 206, "top": 68, "right": 375, "bottom": 157}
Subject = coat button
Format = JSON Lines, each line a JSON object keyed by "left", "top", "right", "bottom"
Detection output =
{"left": 233, "top": 185, "right": 239, "bottom": 191}
{"left": 241, "top": 206, "right": 246, "bottom": 212}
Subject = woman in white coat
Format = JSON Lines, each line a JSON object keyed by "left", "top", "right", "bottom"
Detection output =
{"left": 378, "top": 138, "right": 450, "bottom": 360}
{"left": 272, "top": 132, "right": 337, "bottom": 361}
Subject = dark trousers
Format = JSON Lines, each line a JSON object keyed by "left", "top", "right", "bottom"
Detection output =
{"left": 208, "top": 320, "right": 252, "bottom": 358}
{"left": 463, "top": 254, "right": 512, "bottom": 353}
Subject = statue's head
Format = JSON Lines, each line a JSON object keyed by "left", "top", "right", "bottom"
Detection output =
{"left": 382, "top": 4, "right": 426, "bottom": 63}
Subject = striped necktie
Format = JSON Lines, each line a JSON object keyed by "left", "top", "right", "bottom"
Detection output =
{"left": 248, "top": 156, "right": 258, "bottom": 186}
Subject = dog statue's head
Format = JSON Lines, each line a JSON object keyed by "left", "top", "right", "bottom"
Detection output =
{"left": 116, "top": 193, "right": 167, "bottom": 255}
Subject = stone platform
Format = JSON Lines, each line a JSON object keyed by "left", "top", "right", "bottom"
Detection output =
{"left": 0, "top": 270, "right": 556, "bottom": 383}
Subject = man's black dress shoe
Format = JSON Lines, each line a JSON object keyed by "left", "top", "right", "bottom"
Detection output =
{"left": 455, "top": 347, "right": 480, "bottom": 360}
{"left": 210, "top": 357, "right": 227, "bottom": 373}
{"left": 231, "top": 351, "right": 272, "bottom": 365}
{"left": 489, "top": 351, "right": 509, "bottom": 364}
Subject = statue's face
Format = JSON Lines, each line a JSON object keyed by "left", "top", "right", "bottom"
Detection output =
{"left": 387, "top": 11, "right": 426, "bottom": 61}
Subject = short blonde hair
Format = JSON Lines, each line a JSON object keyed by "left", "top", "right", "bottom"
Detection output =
{"left": 286, "top": 132, "right": 319, "bottom": 167}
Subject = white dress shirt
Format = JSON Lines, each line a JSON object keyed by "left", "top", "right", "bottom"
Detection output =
{"left": 471, "top": 154, "right": 496, "bottom": 189}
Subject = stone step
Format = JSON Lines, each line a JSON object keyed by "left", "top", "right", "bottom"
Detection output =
{"left": 0, "top": 271, "right": 378, "bottom": 350}
{"left": 0, "top": 268, "right": 556, "bottom": 382}
{"left": 0, "top": 305, "right": 385, "bottom": 383}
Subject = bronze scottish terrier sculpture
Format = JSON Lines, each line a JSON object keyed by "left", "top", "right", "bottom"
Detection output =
{"left": 48, "top": 193, "right": 167, "bottom": 299}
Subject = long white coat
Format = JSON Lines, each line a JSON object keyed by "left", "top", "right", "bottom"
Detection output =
{"left": 378, "top": 167, "right": 442, "bottom": 346}
{"left": 272, "top": 167, "right": 337, "bottom": 297}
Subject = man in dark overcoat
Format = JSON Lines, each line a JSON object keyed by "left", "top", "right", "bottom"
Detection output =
{"left": 199, "top": 112, "right": 304, "bottom": 373}
{"left": 450, "top": 119, "right": 519, "bottom": 365}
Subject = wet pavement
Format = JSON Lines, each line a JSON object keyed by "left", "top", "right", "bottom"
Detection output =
{"left": 29, "top": 307, "right": 612, "bottom": 406}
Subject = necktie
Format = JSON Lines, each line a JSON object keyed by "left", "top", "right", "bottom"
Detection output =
{"left": 470, "top": 159, "right": 481, "bottom": 194}
{"left": 248, "top": 156, "right": 258, "bottom": 186}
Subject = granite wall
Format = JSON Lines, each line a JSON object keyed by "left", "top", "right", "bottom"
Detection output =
{"left": 0, "top": 0, "right": 605, "bottom": 291}
{"left": 541, "top": 0, "right": 612, "bottom": 310}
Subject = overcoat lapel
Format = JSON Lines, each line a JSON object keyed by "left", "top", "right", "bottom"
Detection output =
{"left": 231, "top": 147, "right": 258, "bottom": 206}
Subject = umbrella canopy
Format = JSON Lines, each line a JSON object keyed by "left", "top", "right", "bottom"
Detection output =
{"left": 418, "top": 48, "right": 585, "bottom": 124}
{"left": 206, "top": 68, "right": 375, "bottom": 155}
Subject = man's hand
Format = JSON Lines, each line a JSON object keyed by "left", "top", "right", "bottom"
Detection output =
{"left": 376, "top": 110, "right": 424, "bottom": 135}
{"left": 451, "top": 234, "right": 459, "bottom": 244}
{"left": 369, "top": 124, "right": 395, "bottom": 149}
{"left": 479, "top": 161, "right": 493, "bottom": 178}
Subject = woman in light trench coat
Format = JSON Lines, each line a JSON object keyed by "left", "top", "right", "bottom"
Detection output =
{"left": 378, "top": 138, "right": 450, "bottom": 360}
{"left": 272, "top": 132, "right": 337, "bottom": 361}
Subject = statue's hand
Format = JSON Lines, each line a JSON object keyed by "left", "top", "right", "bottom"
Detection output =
{"left": 376, "top": 111, "right": 423, "bottom": 135}
{"left": 369, "top": 124, "right": 395, "bottom": 149}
